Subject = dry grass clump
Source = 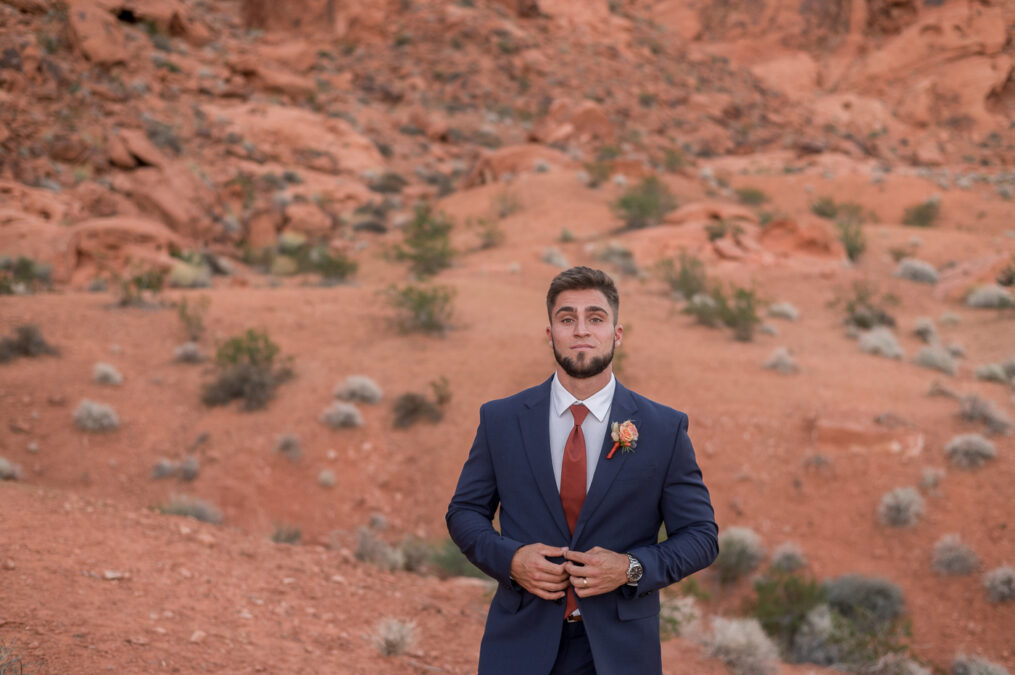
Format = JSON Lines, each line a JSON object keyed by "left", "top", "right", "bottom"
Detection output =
{"left": 762, "top": 347, "right": 799, "bottom": 375}
{"left": 373, "top": 618, "right": 416, "bottom": 656}
{"left": 0, "top": 457, "right": 22, "bottom": 481}
{"left": 912, "top": 318, "right": 936, "bottom": 344}
{"left": 770, "top": 542, "right": 807, "bottom": 573}
{"left": 173, "top": 341, "right": 204, "bottom": 363}
{"left": 273, "top": 433, "right": 302, "bottom": 461}
{"left": 877, "top": 487, "right": 924, "bottom": 527}
{"left": 320, "top": 402, "right": 364, "bottom": 429}
{"left": 932, "top": 534, "right": 979, "bottom": 576}
{"left": 334, "top": 375, "right": 383, "bottom": 404}
{"left": 957, "top": 395, "right": 1012, "bottom": 435}
{"left": 201, "top": 329, "right": 292, "bottom": 411}
{"left": 708, "top": 617, "right": 780, "bottom": 675}
{"left": 965, "top": 284, "right": 1014, "bottom": 309}
{"left": 894, "top": 258, "right": 939, "bottom": 284}
{"left": 859, "top": 327, "right": 903, "bottom": 360}
{"left": 952, "top": 653, "right": 1011, "bottom": 675}
{"left": 944, "top": 434, "right": 996, "bottom": 469}
{"left": 159, "top": 495, "right": 222, "bottom": 524}
{"left": 73, "top": 399, "right": 120, "bottom": 432}
{"left": 825, "top": 574, "right": 905, "bottom": 634}
{"left": 93, "top": 362, "right": 124, "bottom": 386}
{"left": 982, "top": 566, "right": 1015, "bottom": 604}
{"left": 913, "top": 346, "right": 956, "bottom": 375}
{"left": 716, "top": 527, "right": 765, "bottom": 584}
{"left": 0, "top": 324, "right": 59, "bottom": 363}
{"left": 766, "top": 301, "right": 799, "bottom": 321}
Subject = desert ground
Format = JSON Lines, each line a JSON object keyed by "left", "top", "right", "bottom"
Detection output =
{"left": 1, "top": 0, "right": 1014, "bottom": 673}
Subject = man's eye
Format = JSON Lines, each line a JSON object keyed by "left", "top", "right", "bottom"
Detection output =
{"left": 589, "top": 317, "right": 603, "bottom": 323}
{"left": 561, "top": 318, "right": 574, "bottom": 324}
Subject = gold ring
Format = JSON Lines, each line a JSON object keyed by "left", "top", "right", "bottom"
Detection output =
{"left": 583, "top": 578, "right": 588, "bottom": 587}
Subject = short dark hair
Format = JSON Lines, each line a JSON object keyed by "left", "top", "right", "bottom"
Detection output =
{"left": 546, "top": 266, "right": 620, "bottom": 322}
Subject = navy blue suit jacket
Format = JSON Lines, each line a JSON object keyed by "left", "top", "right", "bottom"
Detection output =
{"left": 446, "top": 377, "right": 718, "bottom": 675}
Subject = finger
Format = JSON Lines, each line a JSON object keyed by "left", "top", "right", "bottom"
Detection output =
{"left": 563, "top": 549, "right": 591, "bottom": 564}
{"left": 536, "top": 544, "right": 568, "bottom": 558}
{"left": 563, "top": 562, "right": 587, "bottom": 576}
{"left": 534, "top": 569, "right": 568, "bottom": 584}
{"left": 542, "top": 579, "right": 570, "bottom": 592}
{"left": 535, "top": 559, "right": 566, "bottom": 576}
{"left": 571, "top": 576, "right": 592, "bottom": 596}
{"left": 532, "top": 588, "right": 565, "bottom": 601}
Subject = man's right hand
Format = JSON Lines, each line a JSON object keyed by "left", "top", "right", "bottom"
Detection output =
{"left": 509, "top": 544, "right": 570, "bottom": 600}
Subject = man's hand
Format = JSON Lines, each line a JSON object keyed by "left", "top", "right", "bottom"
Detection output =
{"left": 563, "top": 547, "right": 629, "bottom": 597}
{"left": 509, "top": 544, "right": 570, "bottom": 600}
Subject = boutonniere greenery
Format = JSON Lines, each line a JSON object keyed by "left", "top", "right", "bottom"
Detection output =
{"left": 606, "top": 420, "right": 638, "bottom": 459}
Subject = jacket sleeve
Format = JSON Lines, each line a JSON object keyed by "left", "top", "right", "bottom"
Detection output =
{"left": 627, "top": 412, "right": 718, "bottom": 593}
{"left": 446, "top": 404, "right": 525, "bottom": 587}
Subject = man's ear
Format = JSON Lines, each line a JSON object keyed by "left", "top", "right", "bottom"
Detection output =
{"left": 546, "top": 325, "right": 552, "bottom": 345}
{"left": 614, "top": 323, "right": 623, "bottom": 347}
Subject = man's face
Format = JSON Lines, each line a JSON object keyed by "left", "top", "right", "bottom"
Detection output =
{"left": 546, "top": 288, "right": 622, "bottom": 379}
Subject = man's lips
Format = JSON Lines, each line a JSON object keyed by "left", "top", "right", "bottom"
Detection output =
{"left": 571, "top": 344, "right": 595, "bottom": 350}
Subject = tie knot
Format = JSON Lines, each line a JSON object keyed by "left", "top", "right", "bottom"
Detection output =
{"left": 569, "top": 404, "right": 589, "bottom": 426}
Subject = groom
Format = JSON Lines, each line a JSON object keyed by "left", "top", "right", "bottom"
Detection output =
{"left": 446, "top": 266, "right": 718, "bottom": 674}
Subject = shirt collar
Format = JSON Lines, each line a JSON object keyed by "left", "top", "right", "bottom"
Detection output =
{"left": 550, "top": 372, "right": 616, "bottom": 423}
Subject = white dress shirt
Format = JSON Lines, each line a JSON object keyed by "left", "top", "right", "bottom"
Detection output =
{"left": 549, "top": 372, "right": 616, "bottom": 493}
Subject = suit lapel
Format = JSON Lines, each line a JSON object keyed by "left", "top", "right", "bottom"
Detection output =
{"left": 518, "top": 378, "right": 571, "bottom": 541}
{"left": 572, "top": 382, "right": 638, "bottom": 543}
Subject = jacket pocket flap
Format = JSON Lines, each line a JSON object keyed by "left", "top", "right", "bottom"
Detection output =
{"left": 494, "top": 586, "right": 523, "bottom": 613}
{"left": 617, "top": 590, "right": 659, "bottom": 621}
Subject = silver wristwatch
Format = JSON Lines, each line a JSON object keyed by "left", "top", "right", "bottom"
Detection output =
{"left": 625, "top": 553, "right": 643, "bottom": 584}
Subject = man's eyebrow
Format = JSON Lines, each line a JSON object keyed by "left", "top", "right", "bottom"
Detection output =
{"left": 554, "top": 305, "right": 608, "bottom": 316}
{"left": 553, "top": 306, "right": 576, "bottom": 316}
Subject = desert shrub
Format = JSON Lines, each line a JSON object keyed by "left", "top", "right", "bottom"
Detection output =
{"left": 660, "top": 594, "right": 701, "bottom": 639}
{"left": 180, "top": 455, "right": 199, "bottom": 481}
{"left": 811, "top": 196, "right": 838, "bottom": 219}
{"left": 705, "top": 219, "right": 745, "bottom": 242}
{"left": 334, "top": 375, "right": 383, "bottom": 404}
{"left": 902, "top": 198, "right": 940, "bottom": 227}
{"left": 73, "top": 399, "right": 120, "bottom": 432}
{"left": 913, "top": 346, "right": 956, "bottom": 375}
{"left": 167, "top": 261, "right": 211, "bottom": 289}
{"left": 965, "top": 284, "right": 1014, "bottom": 309}
{"left": 894, "top": 258, "right": 938, "bottom": 284}
{"left": 957, "top": 395, "right": 1012, "bottom": 435}
{"left": 837, "top": 221, "right": 866, "bottom": 262}
{"left": 770, "top": 543, "right": 807, "bottom": 573}
{"left": 310, "top": 247, "right": 358, "bottom": 284}
{"left": 176, "top": 295, "right": 210, "bottom": 341}
{"left": 0, "top": 639, "right": 27, "bottom": 674}
{"left": 93, "top": 362, "right": 123, "bottom": 386}
{"left": 920, "top": 466, "right": 945, "bottom": 492}
{"left": 173, "top": 342, "right": 204, "bottom": 363}
{"left": 598, "top": 242, "right": 639, "bottom": 277}
{"left": 429, "top": 538, "right": 486, "bottom": 579}
{"left": 766, "top": 302, "right": 798, "bottom": 321}
{"left": 912, "top": 318, "right": 936, "bottom": 344}
{"left": 159, "top": 495, "right": 222, "bottom": 524}
{"left": 982, "top": 566, "right": 1015, "bottom": 603}
{"left": 152, "top": 458, "right": 178, "bottom": 480}
{"left": 974, "top": 363, "right": 1009, "bottom": 383}
{"left": 373, "top": 618, "right": 416, "bottom": 657}
{"left": 0, "top": 457, "right": 22, "bottom": 481}
{"left": 470, "top": 217, "right": 505, "bottom": 250}
{"left": 271, "top": 524, "right": 302, "bottom": 544}
{"left": 657, "top": 251, "right": 707, "bottom": 300}
{"left": 202, "top": 329, "right": 291, "bottom": 411}
{"left": 877, "top": 487, "right": 924, "bottom": 527}
{"left": 688, "top": 285, "right": 762, "bottom": 341}
{"left": 952, "top": 654, "right": 1011, "bottom": 675}
{"left": 944, "top": 433, "right": 996, "bottom": 469}
{"left": 685, "top": 290, "right": 723, "bottom": 328}
{"left": 763, "top": 347, "right": 798, "bottom": 375}
{"left": 613, "top": 175, "right": 677, "bottom": 229}
{"left": 825, "top": 574, "right": 905, "bottom": 634}
{"left": 385, "top": 284, "right": 455, "bottom": 334}
{"left": 750, "top": 570, "right": 825, "bottom": 655}
{"left": 392, "top": 203, "right": 456, "bottom": 278}
{"left": 542, "top": 247, "right": 569, "bottom": 268}
{"left": 0, "top": 324, "right": 59, "bottom": 363}
{"left": 736, "top": 187, "right": 768, "bottom": 206}
{"left": 582, "top": 160, "right": 612, "bottom": 188}
{"left": 716, "top": 526, "right": 765, "bottom": 584}
{"left": 932, "top": 534, "right": 979, "bottom": 576}
{"left": 0, "top": 255, "right": 51, "bottom": 293}
{"left": 491, "top": 190, "right": 522, "bottom": 219}
{"left": 708, "top": 617, "right": 780, "bottom": 675}
{"left": 368, "top": 170, "right": 408, "bottom": 194}
{"left": 320, "top": 401, "right": 364, "bottom": 428}
{"left": 859, "top": 327, "right": 904, "bottom": 360}
{"left": 318, "top": 469, "right": 336, "bottom": 488}
{"left": 392, "top": 378, "right": 450, "bottom": 429}
{"left": 273, "top": 433, "right": 302, "bottom": 461}
{"left": 356, "top": 528, "right": 405, "bottom": 571}
{"left": 839, "top": 282, "right": 897, "bottom": 329}
{"left": 116, "top": 265, "right": 165, "bottom": 307}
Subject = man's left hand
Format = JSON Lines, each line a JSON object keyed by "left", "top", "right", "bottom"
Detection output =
{"left": 562, "top": 547, "right": 629, "bottom": 597}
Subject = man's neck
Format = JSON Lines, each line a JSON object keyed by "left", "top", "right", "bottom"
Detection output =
{"left": 556, "top": 367, "right": 613, "bottom": 401}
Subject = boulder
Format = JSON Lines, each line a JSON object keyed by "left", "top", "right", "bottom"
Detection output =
{"left": 462, "top": 144, "right": 572, "bottom": 187}
{"left": 664, "top": 201, "right": 759, "bottom": 227}
{"left": 284, "top": 202, "right": 332, "bottom": 239}
{"left": 65, "top": 216, "right": 186, "bottom": 285}
{"left": 531, "top": 99, "right": 615, "bottom": 145}
{"left": 758, "top": 217, "right": 844, "bottom": 259}
{"left": 67, "top": 2, "right": 128, "bottom": 65}
{"left": 112, "top": 165, "right": 216, "bottom": 240}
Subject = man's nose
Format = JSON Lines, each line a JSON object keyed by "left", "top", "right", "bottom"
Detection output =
{"left": 574, "top": 317, "right": 591, "bottom": 335}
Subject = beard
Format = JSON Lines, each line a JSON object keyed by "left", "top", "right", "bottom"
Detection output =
{"left": 552, "top": 338, "right": 615, "bottom": 379}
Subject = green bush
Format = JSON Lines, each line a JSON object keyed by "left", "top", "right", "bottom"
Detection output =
{"left": 749, "top": 571, "right": 826, "bottom": 653}
{"left": 583, "top": 160, "right": 612, "bottom": 189}
{"left": 811, "top": 196, "right": 838, "bottom": 219}
{"left": 392, "top": 378, "right": 451, "bottom": 428}
{"left": 176, "top": 295, "right": 210, "bottom": 341}
{"left": 715, "top": 526, "right": 765, "bottom": 584}
{"left": 0, "top": 324, "right": 59, "bottom": 363}
{"left": 613, "top": 176, "right": 677, "bottom": 229}
{"left": 704, "top": 219, "right": 744, "bottom": 242}
{"left": 203, "top": 329, "right": 292, "bottom": 411}
{"left": 902, "top": 198, "right": 940, "bottom": 227}
{"left": 837, "top": 281, "right": 897, "bottom": 329}
{"left": 723, "top": 286, "right": 762, "bottom": 342}
{"left": 385, "top": 284, "right": 455, "bottom": 334}
{"left": 215, "top": 328, "right": 280, "bottom": 368}
{"left": 392, "top": 204, "right": 456, "bottom": 277}
{"left": 657, "top": 251, "right": 707, "bottom": 299}
{"left": 0, "top": 255, "right": 51, "bottom": 294}
{"left": 735, "top": 187, "right": 768, "bottom": 206}
{"left": 429, "top": 539, "right": 486, "bottom": 579}
{"left": 662, "top": 147, "right": 686, "bottom": 172}
{"left": 117, "top": 265, "right": 165, "bottom": 307}
{"left": 836, "top": 221, "right": 866, "bottom": 262}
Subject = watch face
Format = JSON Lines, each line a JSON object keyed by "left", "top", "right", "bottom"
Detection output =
{"left": 627, "top": 556, "right": 643, "bottom": 582}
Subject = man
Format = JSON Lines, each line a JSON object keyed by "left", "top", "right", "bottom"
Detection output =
{"left": 446, "top": 266, "right": 718, "bottom": 674}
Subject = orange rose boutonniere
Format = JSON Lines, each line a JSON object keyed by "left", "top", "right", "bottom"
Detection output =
{"left": 606, "top": 420, "right": 638, "bottom": 459}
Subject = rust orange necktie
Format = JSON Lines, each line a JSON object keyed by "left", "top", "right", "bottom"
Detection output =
{"left": 560, "top": 403, "right": 588, "bottom": 617}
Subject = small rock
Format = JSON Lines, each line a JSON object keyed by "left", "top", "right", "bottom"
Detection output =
{"left": 189, "top": 630, "right": 206, "bottom": 644}
{"left": 103, "top": 569, "right": 126, "bottom": 580}
{"left": 3, "top": 559, "right": 15, "bottom": 570}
